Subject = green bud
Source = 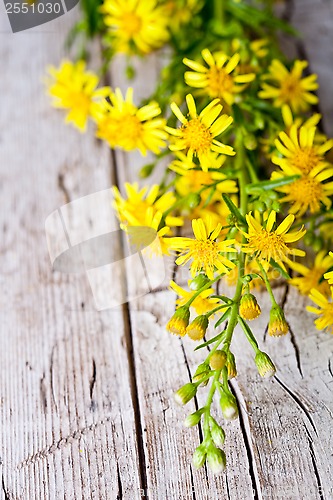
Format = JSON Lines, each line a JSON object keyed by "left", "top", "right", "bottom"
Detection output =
{"left": 139, "top": 163, "right": 155, "bottom": 178}
{"left": 125, "top": 64, "right": 135, "bottom": 80}
{"left": 174, "top": 383, "right": 197, "bottom": 406}
{"left": 271, "top": 200, "right": 280, "bottom": 212}
{"left": 220, "top": 393, "right": 239, "bottom": 420}
{"left": 312, "top": 235, "right": 324, "bottom": 252}
{"left": 268, "top": 305, "right": 288, "bottom": 337}
{"left": 192, "top": 443, "right": 207, "bottom": 469}
{"left": 253, "top": 200, "right": 266, "bottom": 213}
{"left": 184, "top": 408, "right": 205, "bottom": 427}
{"left": 186, "top": 193, "right": 201, "bottom": 210}
{"left": 210, "top": 417, "right": 226, "bottom": 447}
{"left": 189, "top": 274, "right": 210, "bottom": 291}
{"left": 206, "top": 444, "right": 226, "bottom": 474}
{"left": 244, "top": 133, "right": 257, "bottom": 151}
{"left": 226, "top": 351, "right": 237, "bottom": 379}
{"left": 255, "top": 351, "right": 276, "bottom": 378}
{"left": 193, "top": 362, "right": 210, "bottom": 385}
{"left": 186, "top": 315, "right": 209, "bottom": 341}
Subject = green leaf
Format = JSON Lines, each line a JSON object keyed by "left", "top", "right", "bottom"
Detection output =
{"left": 214, "top": 308, "right": 231, "bottom": 328}
{"left": 269, "top": 259, "right": 291, "bottom": 280}
{"left": 194, "top": 331, "right": 226, "bottom": 351}
{"left": 222, "top": 194, "right": 246, "bottom": 225}
{"left": 246, "top": 175, "right": 300, "bottom": 195}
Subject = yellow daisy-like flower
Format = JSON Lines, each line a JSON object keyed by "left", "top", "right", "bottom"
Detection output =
{"left": 169, "top": 280, "right": 220, "bottom": 315}
{"left": 324, "top": 252, "right": 333, "bottom": 285}
{"left": 127, "top": 208, "right": 172, "bottom": 256}
{"left": 101, "top": 0, "right": 170, "bottom": 55}
{"left": 259, "top": 59, "right": 318, "bottom": 113}
{"left": 183, "top": 49, "right": 255, "bottom": 105}
{"left": 166, "top": 94, "right": 235, "bottom": 171}
{"left": 168, "top": 218, "right": 236, "bottom": 279}
{"left": 272, "top": 124, "right": 333, "bottom": 176}
{"left": 242, "top": 211, "right": 306, "bottom": 268}
{"left": 307, "top": 287, "right": 333, "bottom": 334}
{"left": 281, "top": 105, "right": 321, "bottom": 133}
{"left": 166, "top": 0, "right": 204, "bottom": 32}
{"left": 93, "top": 87, "right": 168, "bottom": 155}
{"left": 46, "top": 60, "right": 109, "bottom": 132}
{"left": 112, "top": 182, "right": 183, "bottom": 228}
{"left": 289, "top": 251, "right": 333, "bottom": 296}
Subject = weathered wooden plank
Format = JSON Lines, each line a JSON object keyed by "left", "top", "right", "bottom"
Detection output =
{"left": 0, "top": 9, "right": 142, "bottom": 500}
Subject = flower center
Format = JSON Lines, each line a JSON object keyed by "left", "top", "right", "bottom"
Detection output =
{"left": 122, "top": 12, "right": 142, "bottom": 37}
{"left": 181, "top": 118, "right": 213, "bottom": 155}
{"left": 249, "top": 229, "right": 288, "bottom": 261}
{"left": 288, "top": 177, "right": 323, "bottom": 209}
{"left": 291, "top": 147, "right": 320, "bottom": 174}
{"left": 193, "top": 239, "right": 218, "bottom": 264}
{"left": 69, "top": 91, "right": 91, "bottom": 113}
{"left": 207, "top": 67, "right": 234, "bottom": 97}
{"left": 117, "top": 113, "right": 143, "bottom": 146}
{"left": 280, "top": 75, "right": 302, "bottom": 101}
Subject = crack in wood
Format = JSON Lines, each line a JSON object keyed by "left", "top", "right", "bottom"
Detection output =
{"left": 39, "top": 372, "right": 48, "bottom": 412}
{"left": 189, "top": 466, "right": 196, "bottom": 500}
{"left": 1, "top": 472, "right": 10, "bottom": 500}
{"left": 307, "top": 433, "right": 324, "bottom": 500}
{"left": 89, "top": 358, "right": 97, "bottom": 401}
{"left": 280, "top": 284, "right": 304, "bottom": 378}
{"left": 57, "top": 172, "right": 71, "bottom": 204}
{"left": 116, "top": 462, "right": 123, "bottom": 500}
{"left": 50, "top": 342, "right": 59, "bottom": 414}
{"left": 229, "top": 380, "right": 262, "bottom": 500}
{"left": 274, "top": 376, "right": 318, "bottom": 436}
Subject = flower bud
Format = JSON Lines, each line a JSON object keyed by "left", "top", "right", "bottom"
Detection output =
{"left": 226, "top": 351, "right": 237, "bottom": 379}
{"left": 268, "top": 305, "right": 288, "bottom": 337}
{"left": 239, "top": 293, "right": 261, "bottom": 320}
{"left": 186, "top": 315, "right": 209, "bottom": 341}
{"left": 186, "top": 193, "right": 201, "bottom": 210}
{"left": 174, "top": 383, "right": 197, "bottom": 406}
{"left": 193, "top": 362, "right": 210, "bottom": 385}
{"left": 244, "top": 133, "right": 257, "bottom": 151}
{"left": 209, "top": 350, "right": 227, "bottom": 371}
{"left": 210, "top": 417, "right": 225, "bottom": 447}
{"left": 255, "top": 351, "right": 276, "bottom": 378}
{"left": 166, "top": 306, "right": 190, "bottom": 336}
{"left": 189, "top": 274, "right": 210, "bottom": 291}
{"left": 220, "top": 393, "right": 239, "bottom": 420}
{"left": 192, "top": 443, "right": 207, "bottom": 469}
{"left": 184, "top": 408, "right": 204, "bottom": 427}
{"left": 206, "top": 444, "right": 226, "bottom": 474}
{"left": 139, "top": 163, "right": 155, "bottom": 178}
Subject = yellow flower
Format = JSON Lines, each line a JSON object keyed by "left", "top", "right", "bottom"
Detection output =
{"left": 112, "top": 182, "right": 183, "bottom": 228}
{"left": 272, "top": 124, "right": 333, "bottom": 176}
{"left": 168, "top": 218, "right": 236, "bottom": 279}
{"left": 324, "top": 252, "right": 333, "bottom": 285}
{"left": 259, "top": 59, "right": 318, "bottom": 113}
{"left": 307, "top": 288, "right": 333, "bottom": 334}
{"left": 166, "top": 306, "right": 190, "bottom": 336}
{"left": 281, "top": 104, "right": 321, "bottom": 132}
{"left": 183, "top": 49, "right": 255, "bottom": 104}
{"left": 242, "top": 211, "right": 306, "bottom": 268}
{"left": 166, "top": 0, "right": 204, "bottom": 32}
{"left": 169, "top": 280, "right": 220, "bottom": 315}
{"left": 101, "top": 0, "right": 170, "bottom": 55}
{"left": 46, "top": 60, "right": 109, "bottom": 131}
{"left": 268, "top": 305, "right": 289, "bottom": 337}
{"left": 166, "top": 94, "right": 235, "bottom": 171}
{"left": 239, "top": 293, "right": 261, "bottom": 320}
{"left": 93, "top": 88, "right": 168, "bottom": 155}
{"left": 127, "top": 208, "right": 172, "bottom": 256}
{"left": 289, "top": 251, "right": 333, "bottom": 296}
{"left": 186, "top": 315, "right": 209, "bottom": 341}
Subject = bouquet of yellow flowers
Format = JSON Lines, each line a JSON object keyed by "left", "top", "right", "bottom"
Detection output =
{"left": 46, "top": 0, "right": 333, "bottom": 473}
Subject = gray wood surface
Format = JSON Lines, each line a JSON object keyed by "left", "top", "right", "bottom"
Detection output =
{"left": 0, "top": 1, "right": 332, "bottom": 499}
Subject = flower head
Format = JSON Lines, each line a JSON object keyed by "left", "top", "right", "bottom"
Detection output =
{"left": 166, "top": 306, "right": 190, "bottom": 336}
{"left": 46, "top": 60, "right": 109, "bottom": 131}
{"left": 166, "top": 94, "right": 235, "bottom": 171}
{"left": 186, "top": 315, "right": 209, "bottom": 341}
{"left": 289, "top": 251, "right": 333, "bottom": 296}
{"left": 101, "top": 0, "right": 170, "bottom": 54}
{"left": 324, "top": 252, "right": 333, "bottom": 285}
{"left": 268, "top": 305, "right": 289, "bottom": 337}
{"left": 307, "top": 287, "right": 333, "bottom": 334}
{"left": 169, "top": 280, "right": 220, "bottom": 315}
{"left": 93, "top": 88, "right": 168, "bottom": 155}
{"left": 239, "top": 293, "right": 261, "bottom": 320}
{"left": 183, "top": 49, "right": 255, "bottom": 104}
{"left": 242, "top": 211, "right": 306, "bottom": 267}
{"left": 169, "top": 218, "right": 236, "bottom": 279}
{"left": 259, "top": 59, "right": 318, "bottom": 113}
{"left": 254, "top": 351, "right": 276, "bottom": 378}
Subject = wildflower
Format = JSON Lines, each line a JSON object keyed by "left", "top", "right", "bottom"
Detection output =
{"left": 166, "top": 306, "right": 190, "bottom": 336}
{"left": 169, "top": 281, "right": 220, "bottom": 315}
{"left": 242, "top": 211, "right": 306, "bottom": 268}
{"left": 272, "top": 124, "right": 333, "bottom": 176}
{"left": 174, "top": 382, "right": 197, "bottom": 405}
{"left": 101, "top": 0, "right": 170, "bottom": 55}
{"left": 166, "top": 94, "right": 235, "bottom": 171}
{"left": 209, "top": 351, "right": 227, "bottom": 371}
{"left": 254, "top": 351, "right": 276, "bottom": 378}
{"left": 220, "top": 393, "right": 238, "bottom": 420}
{"left": 46, "top": 60, "right": 109, "bottom": 131}
{"left": 268, "top": 305, "right": 289, "bottom": 337}
{"left": 126, "top": 208, "right": 172, "bottom": 256}
{"left": 184, "top": 408, "right": 205, "bottom": 427}
{"left": 206, "top": 444, "right": 226, "bottom": 474}
{"left": 192, "top": 444, "right": 207, "bottom": 469}
{"left": 186, "top": 315, "right": 209, "bottom": 341}
{"left": 324, "top": 252, "right": 333, "bottom": 285}
{"left": 209, "top": 418, "right": 225, "bottom": 447}
{"left": 281, "top": 104, "right": 321, "bottom": 132}
{"left": 93, "top": 88, "right": 168, "bottom": 155}
{"left": 192, "top": 362, "right": 210, "bottom": 384}
{"left": 166, "top": 0, "right": 204, "bottom": 32}
{"left": 259, "top": 59, "right": 318, "bottom": 113}
{"left": 169, "top": 218, "right": 236, "bottom": 279}
{"left": 112, "top": 182, "right": 182, "bottom": 228}
{"left": 183, "top": 49, "right": 255, "bottom": 104}
{"left": 289, "top": 251, "right": 333, "bottom": 296}
{"left": 226, "top": 351, "right": 237, "bottom": 379}
{"left": 307, "top": 287, "right": 333, "bottom": 334}
{"left": 239, "top": 293, "right": 261, "bottom": 320}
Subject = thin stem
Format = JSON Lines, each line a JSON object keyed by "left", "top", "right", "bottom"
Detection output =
{"left": 203, "top": 371, "right": 220, "bottom": 438}
{"left": 185, "top": 273, "right": 225, "bottom": 307}
{"left": 256, "top": 259, "right": 278, "bottom": 306}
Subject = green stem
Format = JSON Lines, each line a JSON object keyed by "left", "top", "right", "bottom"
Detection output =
{"left": 256, "top": 259, "right": 278, "bottom": 306}
{"left": 203, "top": 371, "right": 220, "bottom": 438}
{"left": 185, "top": 274, "right": 224, "bottom": 308}
{"left": 214, "top": 0, "right": 225, "bottom": 25}
{"left": 206, "top": 303, "right": 232, "bottom": 318}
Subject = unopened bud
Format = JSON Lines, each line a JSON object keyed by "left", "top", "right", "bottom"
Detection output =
{"left": 174, "top": 383, "right": 197, "bottom": 406}
{"left": 193, "top": 362, "right": 210, "bottom": 385}
{"left": 220, "top": 393, "right": 239, "bottom": 420}
{"left": 184, "top": 408, "right": 204, "bottom": 427}
{"left": 192, "top": 443, "right": 207, "bottom": 469}
{"left": 268, "top": 305, "right": 288, "bottom": 337}
{"left": 209, "top": 350, "right": 227, "bottom": 371}
{"left": 210, "top": 417, "right": 225, "bottom": 447}
{"left": 226, "top": 351, "right": 237, "bottom": 379}
{"left": 186, "top": 315, "right": 209, "bottom": 341}
{"left": 244, "top": 133, "right": 257, "bottom": 151}
{"left": 190, "top": 274, "right": 210, "bottom": 290}
{"left": 186, "top": 193, "right": 201, "bottom": 209}
{"left": 166, "top": 306, "right": 190, "bottom": 336}
{"left": 255, "top": 351, "right": 276, "bottom": 378}
{"left": 239, "top": 293, "right": 261, "bottom": 320}
{"left": 206, "top": 444, "right": 226, "bottom": 474}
